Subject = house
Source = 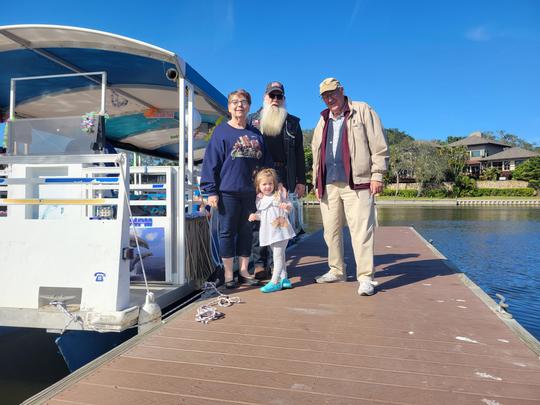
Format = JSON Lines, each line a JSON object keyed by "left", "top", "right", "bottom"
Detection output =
{"left": 449, "top": 132, "right": 510, "bottom": 176}
{"left": 479, "top": 147, "right": 539, "bottom": 177}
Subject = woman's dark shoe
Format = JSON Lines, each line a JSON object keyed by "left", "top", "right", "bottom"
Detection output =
{"left": 238, "top": 274, "right": 260, "bottom": 286}
{"left": 254, "top": 267, "right": 269, "bottom": 280}
{"left": 224, "top": 279, "right": 238, "bottom": 289}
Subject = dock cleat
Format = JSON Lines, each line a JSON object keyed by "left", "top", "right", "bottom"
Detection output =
{"left": 260, "top": 281, "right": 282, "bottom": 293}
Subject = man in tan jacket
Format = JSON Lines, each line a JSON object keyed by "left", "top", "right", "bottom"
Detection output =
{"left": 312, "top": 78, "right": 389, "bottom": 296}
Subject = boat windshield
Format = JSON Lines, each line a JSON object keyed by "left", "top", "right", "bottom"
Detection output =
{"left": 7, "top": 115, "right": 102, "bottom": 156}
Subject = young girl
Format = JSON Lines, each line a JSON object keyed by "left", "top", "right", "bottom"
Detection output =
{"left": 248, "top": 168, "right": 296, "bottom": 293}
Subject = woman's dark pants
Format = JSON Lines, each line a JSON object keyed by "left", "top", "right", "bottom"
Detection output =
{"left": 217, "top": 192, "right": 256, "bottom": 258}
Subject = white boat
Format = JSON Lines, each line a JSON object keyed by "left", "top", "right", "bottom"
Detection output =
{"left": 0, "top": 24, "right": 227, "bottom": 370}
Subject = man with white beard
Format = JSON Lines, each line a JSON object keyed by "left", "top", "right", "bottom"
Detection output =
{"left": 248, "top": 81, "right": 306, "bottom": 280}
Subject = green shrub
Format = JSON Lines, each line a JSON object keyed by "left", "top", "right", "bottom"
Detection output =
{"left": 473, "top": 188, "right": 536, "bottom": 197}
{"left": 421, "top": 188, "right": 450, "bottom": 198}
{"left": 480, "top": 167, "right": 500, "bottom": 181}
{"left": 452, "top": 175, "right": 476, "bottom": 197}
{"left": 380, "top": 189, "right": 418, "bottom": 198}
{"left": 513, "top": 156, "right": 540, "bottom": 183}
{"left": 381, "top": 187, "right": 536, "bottom": 198}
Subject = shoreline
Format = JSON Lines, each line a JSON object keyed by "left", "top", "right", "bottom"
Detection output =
{"left": 303, "top": 198, "right": 540, "bottom": 206}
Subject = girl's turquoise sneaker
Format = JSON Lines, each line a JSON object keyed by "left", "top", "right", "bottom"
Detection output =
{"left": 280, "top": 278, "right": 293, "bottom": 289}
{"left": 260, "top": 281, "right": 282, "bottom": 293}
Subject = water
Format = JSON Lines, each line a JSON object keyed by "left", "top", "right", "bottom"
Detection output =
{"left": 0, "top": 328, "right": 69, "bottom": 405}
{"left": 303, "top": 205, "right": 540, "bottom": 340}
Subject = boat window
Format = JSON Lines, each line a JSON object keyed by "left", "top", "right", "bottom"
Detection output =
{"left": 7, "top": 116, "right": 101, "bottom": 156}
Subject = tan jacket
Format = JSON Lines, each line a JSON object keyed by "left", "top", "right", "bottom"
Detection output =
{"left": 312, "top": 99, "right": 389, "bottom": 188}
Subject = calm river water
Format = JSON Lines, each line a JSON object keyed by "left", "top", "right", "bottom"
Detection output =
{"left": 304, "top": 205, "right": 540, "bottom": 340}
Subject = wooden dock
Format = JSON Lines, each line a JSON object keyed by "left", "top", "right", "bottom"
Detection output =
{"left": 29, "top": 227, "right": 540, "bottom": 405}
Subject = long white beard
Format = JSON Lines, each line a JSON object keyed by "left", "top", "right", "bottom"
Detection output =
{"left": 260, "top": 102, "right": 287, "bottom": 137}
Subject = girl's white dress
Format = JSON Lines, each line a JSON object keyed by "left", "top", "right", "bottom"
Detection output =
{"left": 256, "top": 192, "right": 296, "bottom": 247}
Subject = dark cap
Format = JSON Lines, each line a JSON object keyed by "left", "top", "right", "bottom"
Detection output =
{"left": 265, "top": 81, "right": 285, "bottom": 95}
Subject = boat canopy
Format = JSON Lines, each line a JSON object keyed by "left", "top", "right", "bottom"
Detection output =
{"left": 0, "top": 24, "right": 228, "bottom": 159}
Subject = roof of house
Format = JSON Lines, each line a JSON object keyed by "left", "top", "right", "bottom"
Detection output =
{"left": 449, "top": 131, "right": 510, "bottom": 147}
{"left": 479, "top": 147, "right": 540, "bottom": 161}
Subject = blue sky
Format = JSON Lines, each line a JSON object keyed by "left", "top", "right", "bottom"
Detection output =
{"left": 1, "top": 0, "right": 539, "bottom": 144}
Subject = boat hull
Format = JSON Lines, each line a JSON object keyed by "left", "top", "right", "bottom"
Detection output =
{"left": 55, "top": 329, "right": 137, "bottom": 372}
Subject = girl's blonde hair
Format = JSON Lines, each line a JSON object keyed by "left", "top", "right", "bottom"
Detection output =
{"left": 254, "top": 168, "right": 278, "bottom": 193}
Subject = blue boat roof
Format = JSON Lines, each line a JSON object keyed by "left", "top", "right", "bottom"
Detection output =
{"left": 0, "top": 25, "right": 228, "bottom": 158}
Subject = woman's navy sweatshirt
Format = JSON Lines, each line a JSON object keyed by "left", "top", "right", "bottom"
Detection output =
{"left": 200, "top": 123, "right": 273, "bottom": 196}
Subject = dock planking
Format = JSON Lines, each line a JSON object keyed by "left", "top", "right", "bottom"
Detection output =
{"left": 34, "top": 226, "right": 540, "bottom": 405}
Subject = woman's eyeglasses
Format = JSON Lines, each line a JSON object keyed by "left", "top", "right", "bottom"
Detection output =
{"left": 230, "top": 99, "right": 249, "bottom": 106}
{"left": 268, "top": 93, "right": 284, "bottom": 100}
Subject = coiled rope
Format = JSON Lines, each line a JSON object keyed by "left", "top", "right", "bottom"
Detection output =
{"left": 195, "top": 282, "right": 241, "bottom": 324}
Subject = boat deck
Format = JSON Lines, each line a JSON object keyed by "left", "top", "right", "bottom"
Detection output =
{"left": 35, "top": 226, "right": 540, "bottom": 405}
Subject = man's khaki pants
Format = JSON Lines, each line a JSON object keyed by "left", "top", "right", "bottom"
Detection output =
{"left": 319, "top": 182, "right": 375, "bottom": 282}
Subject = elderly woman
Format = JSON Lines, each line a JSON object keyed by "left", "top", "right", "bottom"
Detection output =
{"left": 201, "top": 89, "right": 273, "bottom": 289}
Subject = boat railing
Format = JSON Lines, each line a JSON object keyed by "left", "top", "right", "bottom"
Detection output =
{"left": 127, "top": 166, "right": 176, "bottom": 284}
{"left": 0, "top": 154, "right": 133, "bottom": 320}
{"left": 0, "top": 166, "right": 7, "bottom": 217}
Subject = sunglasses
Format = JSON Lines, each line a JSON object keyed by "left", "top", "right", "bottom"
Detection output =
{"left": 268, "top": 93, "right": 284, "bottom": 100}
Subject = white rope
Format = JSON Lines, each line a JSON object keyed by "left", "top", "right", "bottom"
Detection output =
{"left": 49, "top": 300, "right": 84, "bottom": 334}
{"left": 195, "top": 305, "right": 225, "bottom": 324}
{"left": 195, "top": 282, "right": 241, "bottom": 324}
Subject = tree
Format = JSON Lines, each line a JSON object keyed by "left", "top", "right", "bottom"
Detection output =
{"left": 446, "top": 135, "right": 465, "bottom": 144}
{"left": 483, "top": 130, "right": 537, "bottom": 151}
{"left": 513, "top": 156, "right": 540, "bottom": 188}
{"left": 412, "top": 142, "right": 447, "bottom": 196}
{"left": 303, "top": 146, "right": 313, "bottom": 191}
{"left": 441, "top": 145, "right": 468, "bottom": 181}
{"left": 302, "top": 129, "right": 314, "bottom": 146}
{"left": 389, "top": 140, "right": 416, "bottom": 195}
{"left": 385, "top": 128, "right": 414, "bottom": 146}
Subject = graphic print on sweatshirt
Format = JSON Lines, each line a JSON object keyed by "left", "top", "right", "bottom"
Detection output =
{"left": 231, "top": 135, "right": 263, "bottom": 160}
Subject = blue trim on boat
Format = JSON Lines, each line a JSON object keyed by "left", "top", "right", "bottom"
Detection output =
{"left": 44, "top": 177, "right": 119, "bottom": 183}
{"left": 185, "top": 63, "right": 227, "bottom": 110}
{"left": 55, "top": 329, "right": 136, "bottom": 372}
{"left": 0, "top": 48, "right": 177, "bottom": 107}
